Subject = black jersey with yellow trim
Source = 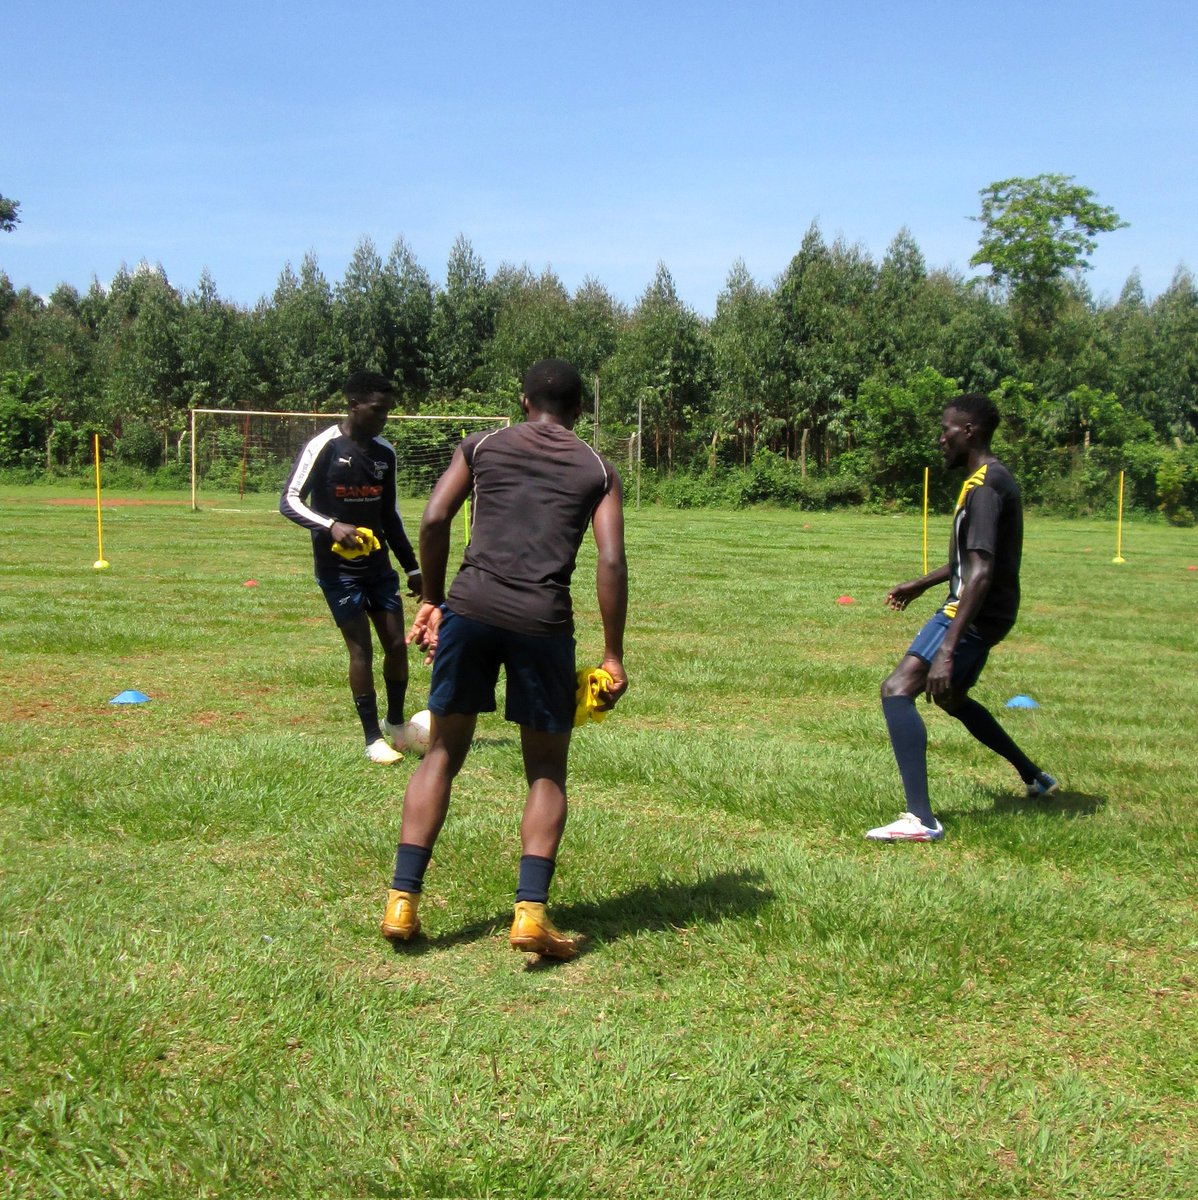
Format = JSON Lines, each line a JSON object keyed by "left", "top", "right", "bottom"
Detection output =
{"left": 941, "top": 459, "right": 1022, "bottom": 643}
{"left": 279, "top": 425, "right": 418, "bottom": 581}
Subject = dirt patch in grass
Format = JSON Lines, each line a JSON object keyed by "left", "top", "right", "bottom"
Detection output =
{"left": 45, "top": 497, "right": 190, "bottom": 507}
{"left": 6, "top": 700, "right": 56, "bottom": 720}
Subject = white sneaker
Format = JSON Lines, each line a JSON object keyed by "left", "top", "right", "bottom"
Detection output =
{"left": 865, "top": 812, "right": 944, "bottom": 842}
{"left": 380, "top": 717, "right": 403, "bottom": 751}
{"left": 365, "top": 738, "right": 403, "bottom": 765}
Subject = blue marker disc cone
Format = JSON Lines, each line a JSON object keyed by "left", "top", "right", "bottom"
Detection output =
{"left": 110, "top": 690, "right": 151, "bottom": 705}
{"left": 1005, "top": 694, "right": 1039, "bottom": 709}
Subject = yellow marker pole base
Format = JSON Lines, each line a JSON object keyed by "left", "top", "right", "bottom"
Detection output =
{"left": 1111, "top": 556, "right": 1126, "bottom": 564}
{"left": 93, "top": 560, "right": 110, "bottom": 570}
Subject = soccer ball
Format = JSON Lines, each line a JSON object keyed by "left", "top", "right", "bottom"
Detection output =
{"left": 403, "top": 709, "right": 432, "bottom": 755}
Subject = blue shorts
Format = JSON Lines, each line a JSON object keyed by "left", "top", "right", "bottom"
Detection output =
{"left": 317, "top": 569, "right": 403, "bottom": 627}
{"left": 427, "top": 607, "right": 576, "bottom": 734}
{"left": 906, "top": 611, "right": 992, "bottom": 692}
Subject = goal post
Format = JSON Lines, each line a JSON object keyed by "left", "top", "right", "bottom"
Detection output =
{"left": 188, "top": 408, "right": 510, "bottom": 512}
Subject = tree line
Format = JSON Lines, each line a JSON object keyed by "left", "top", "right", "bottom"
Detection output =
{"left": 1, "top": 175, "right": 1195, "bottom": 522}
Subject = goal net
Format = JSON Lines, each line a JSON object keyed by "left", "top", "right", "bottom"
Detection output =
{"left": 189, "top": 409, "right": 511, "bottom": 510}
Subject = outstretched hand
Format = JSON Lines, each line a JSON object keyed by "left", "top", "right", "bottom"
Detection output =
{"left": 885, "top": 580, "right": 925, "bottom": 611}
{"left": 406, "top": 602, "right": 443, "bottom": 665}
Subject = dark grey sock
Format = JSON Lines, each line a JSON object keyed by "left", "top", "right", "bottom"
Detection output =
{"left": 516, "top": 855, "right": 556, "bottom": 904}
{"left": 383, "top": 676, "right": 407, "bottom": 727}
{"left": 354, "top": 692, "right": 382, "bottom": 744}
{"left": 391, "top": 843, "right": 432, "bottom": 893}
{"left": 882, "top": 694, "right": 935, "bottom": 827}
{"left": 950, "top": 698, "right": 1038, "bottom": 782}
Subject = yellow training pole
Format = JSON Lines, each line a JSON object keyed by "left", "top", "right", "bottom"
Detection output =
{"left": 93, "top": 433, "right": 110, "bottom": 570}
{"left": 922, "top": 466, "right": 929, "bottom": 574}
{"left": 1112, "top": 469, "right": 1127, "bottom": 564}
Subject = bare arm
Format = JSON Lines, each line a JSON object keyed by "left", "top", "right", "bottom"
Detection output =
{"left": 406, "top": 447, "right": 472, "bottom": 659}
{"left": 379, "top": 448, "right": 420, "bottom": 584}
{"left": 885, "top": 563, "right": 951, "bottom": 610}
{"left": 591, "top": 475, "right": 628, "bottom": 709}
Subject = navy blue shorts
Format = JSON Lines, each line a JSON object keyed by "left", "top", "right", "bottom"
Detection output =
{"left": 427, "top": 607, "right": 576, "bottom": 734}
{"left": 906, "top": 611, "right": 992, "bottom": 692}
{"left": 317, "top": 568, "right": 403, "bottom": 627}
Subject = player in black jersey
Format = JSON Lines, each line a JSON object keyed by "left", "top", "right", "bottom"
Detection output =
{"left": 280, "top": 371, "right": 422, "bottom": 765}
{"left": 381, "top": 359, "right": 629, "bottom": 958}
{"left": 867, "top": 393, "right": 1057, "bottom": 842}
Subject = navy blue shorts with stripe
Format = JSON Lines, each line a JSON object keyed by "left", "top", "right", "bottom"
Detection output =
{"left": 317, "top": 568, "right": 403, "bottom": 626}
{"left": 906, "top": 610, "right": 993, "bottom": 692}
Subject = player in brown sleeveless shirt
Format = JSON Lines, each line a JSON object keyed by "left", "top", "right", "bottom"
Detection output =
{"left": 381, "top": 359, "right": 629, "bottom": 958}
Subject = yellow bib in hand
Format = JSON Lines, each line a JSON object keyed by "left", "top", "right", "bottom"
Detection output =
{"left": 574, "top": 667, "right": 615, "bottom": 727}
{"left": 330, "top": 527, "right": 382, "bottom": 560}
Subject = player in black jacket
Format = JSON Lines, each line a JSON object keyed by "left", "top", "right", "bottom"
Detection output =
{"left": 280, "top": 371, "right": 422, "bottom": 764}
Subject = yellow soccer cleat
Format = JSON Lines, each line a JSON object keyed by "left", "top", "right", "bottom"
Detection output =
{"left": 509, "top": 901, "right": 580, "bottom": 960}
{"left": 380, "top": 889, "right": 421, "bottom": 941}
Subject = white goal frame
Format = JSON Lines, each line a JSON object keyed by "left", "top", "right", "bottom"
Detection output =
{"left": 188, "top": 408, "right": 510, "bottom": 511}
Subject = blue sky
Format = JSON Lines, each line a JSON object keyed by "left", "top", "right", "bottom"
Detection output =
{"left": 4, "top": 2, "right": 1195, "bottom": 315}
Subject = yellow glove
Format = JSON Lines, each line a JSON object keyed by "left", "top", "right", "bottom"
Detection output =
{"left": 330, "top": 527, "right": 382, "bottom": 559}
{"left": 574, "top": 667, "right": 615, "bottom": 727}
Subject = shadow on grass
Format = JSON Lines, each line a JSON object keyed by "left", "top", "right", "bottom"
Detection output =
{"left": 939, "top": 789, "right": 1107, "bottom": 821}
{"left": 468, "top": 735, "right": 518, "bottom": 750}
{"left": 553, "top": 869, "right": 775, "bottom": 948}
{"left": 391, "top": 869, "right": 774, "bottom": 963}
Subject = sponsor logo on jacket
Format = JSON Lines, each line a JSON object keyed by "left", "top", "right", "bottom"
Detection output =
{"left": 334, "top": 484, "right": 384, "bottom": 499}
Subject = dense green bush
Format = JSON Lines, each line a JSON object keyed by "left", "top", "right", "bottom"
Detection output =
{"left": 649, "top": 453, "right": 869, "bottom": 511}
{"left": 649, "top": 470, "right": 739, "bottom": 509}
{"left": 115, "top": 422, "right": 164, "bottom": 470}
{"left": 1024, "top": 442, "right": 1197, "bottom": 520}
{"left": 842, "top": 369, "right": 958, "bottom": 506}
{"left": 148, "top": 461, "right": 190, "bottom": 490}
{"left": 1156, "top": 447, "right": 1196, "bottom": 526}
{"left": 0, "top": 466, "right": 47, "bottom": 485}
{"left": 0, "top": 372, "right": 49, "bottom": 469}
{"left": 1118, "top": 441, "right": 1168, "bottom": 511}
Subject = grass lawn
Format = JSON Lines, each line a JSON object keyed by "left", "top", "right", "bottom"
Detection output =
{"left": 1, "top": 485, "right": 1195, "bottom": 1198}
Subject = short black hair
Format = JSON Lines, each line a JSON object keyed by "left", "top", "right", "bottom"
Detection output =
{"left": 946, "top": 392, "right": 1000, "bottom": 439}
{"left": 523, "top": 358, "right": 583, "bottom": 417}
{"left": 343, "top": 370, "right": 396, "bottom": 404}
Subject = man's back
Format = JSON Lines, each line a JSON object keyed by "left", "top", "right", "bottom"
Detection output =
{"left": 447, "top": 422, "right": 615, "bottom": 636}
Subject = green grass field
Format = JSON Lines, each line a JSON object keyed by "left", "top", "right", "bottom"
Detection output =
{"left": 1, "top": 485, "right": 1195, "bottom": 1199}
